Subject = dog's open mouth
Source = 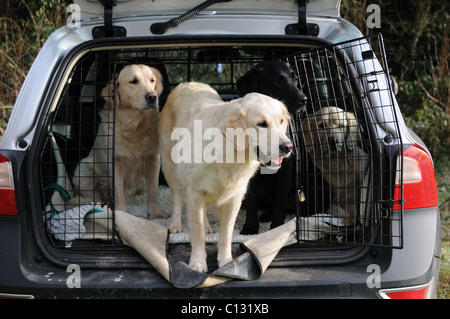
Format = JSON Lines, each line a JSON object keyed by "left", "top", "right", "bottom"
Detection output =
{"left": 255, "top": 147, "right": 288, "bottom": 169}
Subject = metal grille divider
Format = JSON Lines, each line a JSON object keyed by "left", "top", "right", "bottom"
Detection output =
{"left": 40, "top": 37, "right": 403, "bottom": 250}
{"left": 286, "top": 34, "right": 403, "bottom": 248}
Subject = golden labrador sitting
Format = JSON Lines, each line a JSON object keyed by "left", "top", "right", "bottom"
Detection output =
{"left": 159, "top": 82, "right": 292, "bottom": 272}
{"left": 72, "top": 64, "right": 165, "bottom": 219}
{"left": 301, "top": 106, "right": 369, "bottom": 225}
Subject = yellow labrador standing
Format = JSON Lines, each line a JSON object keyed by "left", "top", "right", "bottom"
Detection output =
{"left": 159, "top": 82, "right": 291, "bottom": 272}
{"left": 72, "top": 64, "right": 165, "bottom": 219}
{"left": 301, "top": 106, "right": 369, "bottom": 224}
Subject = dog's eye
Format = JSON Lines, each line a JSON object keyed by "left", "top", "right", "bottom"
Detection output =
{"left": 280, "top": 119, "right": 284, "bottom": 125}
{"left": 257, "top": 121, "right": 268, "bottom": 128}
{"left": 129, "top": 78, "right": 139, "bottom": 84}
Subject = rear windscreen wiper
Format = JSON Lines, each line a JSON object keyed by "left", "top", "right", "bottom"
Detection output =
{"left": 150, "top": 0, "right": 232, "bottom": 35}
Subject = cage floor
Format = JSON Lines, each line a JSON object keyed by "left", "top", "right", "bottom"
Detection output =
{"left": 46, "top": 185, "right": 352, "bottom": 245}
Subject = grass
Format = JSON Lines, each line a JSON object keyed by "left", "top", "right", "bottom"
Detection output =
{"left": 439, "top": 240, "right": 450, "bottom": 298}
{"left": 436, "top": 159, "right": 450, "bottom": 299}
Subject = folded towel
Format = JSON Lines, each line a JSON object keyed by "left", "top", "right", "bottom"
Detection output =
{"left": 46, "top": 203, "right": 112, "bottom": 242}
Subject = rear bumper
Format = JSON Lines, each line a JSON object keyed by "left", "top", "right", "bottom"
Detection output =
{"left": 0, "top": 207, "right": 440, "bottom": 299}
{"left": 0, "top": 262, "right": 440, "bottom": 299}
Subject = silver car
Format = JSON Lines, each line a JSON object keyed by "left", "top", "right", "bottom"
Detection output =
{"left": 0, "top": 0, "right": 440, "bottom": 300}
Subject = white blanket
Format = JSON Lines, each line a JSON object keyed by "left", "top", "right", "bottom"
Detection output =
{"left": 47, "top": 186, "right": 286, "bottom": 243}
{"left": 47, "top": 185, "right": 341, "bottom": 244}
{"left": 46, "top": 185, "right": 338, "bottom": 288}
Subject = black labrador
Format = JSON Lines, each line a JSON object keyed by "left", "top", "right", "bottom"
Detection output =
{"left": 237, "top": 61, "right": 308, "bottom": 234}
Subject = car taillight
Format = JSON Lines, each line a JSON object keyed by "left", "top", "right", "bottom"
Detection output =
{"left": 0, "top": 154, "right": 18, "bottom": 216}
{"left": 393, "top": 144, "right": 438, "bottom": 211}
{"left": 379, "top": 283, "right": 431, "bottom": 299}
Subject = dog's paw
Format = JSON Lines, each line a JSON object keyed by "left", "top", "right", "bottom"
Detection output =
{"left": 147, "top": 205, "right": 166, "bottom": 220}
{"left": 149, "top": 210, "right": 166, "bottom": 220}
{"left": 205, "top": 225, "right": 214, "bottom": 234}
{"left": 240, "top": 225, "right": 259, "bottom": 235}
{"left": 189, "top": 260, "right": 208, "bottom": 273}
{"left": 259, "top": 211, "right": 272, "bottom": 223}
{"left": 218, "top": 256, "right": 233, "bottom": 268}
{"left": 169, "top": 224, "right": 182, "bottom": 234}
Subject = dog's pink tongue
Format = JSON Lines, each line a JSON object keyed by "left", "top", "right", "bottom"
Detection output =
{"left": 272, "top": 157, "right": 283, "bottom": 165}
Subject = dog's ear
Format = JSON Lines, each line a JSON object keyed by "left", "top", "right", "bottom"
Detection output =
{"left": 281, "top": 103, "right": 291, "bottom": 123}
{"left": 149, "top": 67, "right": 164, "bottom": 97}
{"left": 345, "top": 111, "right": 359, "bottom": 150}
{"left": 220, "top": 105, "right": 248, "bottom": 152}
{"left": 236, "top": 67, "right": 261, "bottom": 95}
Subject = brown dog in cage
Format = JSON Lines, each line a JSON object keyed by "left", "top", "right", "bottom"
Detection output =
{"left": 159, "top": 82, "right": 292, "bottom": 273}
{"left": 72, "top": 64, "right": 165, "bottom": 219}
{"left": 301, "top": 106, "right": 369, "bottom": 225}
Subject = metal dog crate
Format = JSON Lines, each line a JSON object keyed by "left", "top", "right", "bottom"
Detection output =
{"left": 40, "top": 34, "right": 403, "bottom": 250}
{"left": 289, "top": 34, "right": 403, "bottom": 248}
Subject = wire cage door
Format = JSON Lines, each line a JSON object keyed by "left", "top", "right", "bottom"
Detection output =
{"left": 287, "top": 34, "right": 404, "bottom": 248}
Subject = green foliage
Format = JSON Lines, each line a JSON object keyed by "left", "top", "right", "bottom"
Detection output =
{"left": 400, "top": 71, "right": 450, "bottom": 156}
{"left": 404, "top": 98, "right": 449, "bottom": 155}
{"left": 342, "top": 0, "right": 449, "bottom": 163}
{"left": 0, "top": 0, "right": 66, "bottom": 105}
{"left": 0, "top": 0, "right": 67, "bottom": 136}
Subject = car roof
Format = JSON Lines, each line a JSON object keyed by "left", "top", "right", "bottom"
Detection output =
{"left": 73, "top": 0, "right": 341, "bottom": 22}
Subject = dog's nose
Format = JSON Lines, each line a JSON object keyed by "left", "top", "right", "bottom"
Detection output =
{"left": 327, "top": 136, "right": 340, "bottom": 152}
{"left": 299, "top": 95, "right": 308, "bottom": 105}
{"left": 146, "top": 92, "right": 157, "bottom": 101}
{"left": 145, "top": 92, "right": 158, "bottom": 109}
{"left": 279, "top": 141, "right": 293, "bottom": 155}
{"left": 296, "top": 95, "right": 308, "bottom": 113}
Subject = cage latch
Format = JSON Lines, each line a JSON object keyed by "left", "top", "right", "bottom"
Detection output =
{"left": 92, "top": 0, "right": 127, "bottom": 38}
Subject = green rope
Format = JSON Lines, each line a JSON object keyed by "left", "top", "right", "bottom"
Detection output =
{"left": 87, "top": 207, "right": 104, "bottom": 215}
{"left": 44, "top": 183, "right": 71, "bottom": 219}
{"left": 51, "top": 131, "right": 67, "bottom": 142}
